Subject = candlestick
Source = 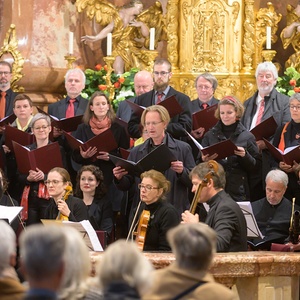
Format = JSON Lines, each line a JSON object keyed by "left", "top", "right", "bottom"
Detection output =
{"left": 149, "top": 28, "right": 155, "bottom": 50}
{"left": 64, "top": 55, "right": 76, "bottom": 69}
{"left": 69, "top": 32, "right": 74, "bottom": 55}
{"left": 266, "top": 26, "right": 271, "bottom": 50}
{"left": 107, "top": 33, "right": 112, "bottom": 56}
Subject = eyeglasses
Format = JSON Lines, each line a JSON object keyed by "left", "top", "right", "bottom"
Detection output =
{"left": 197, "top": 85, "right": 212, "bottom": 90}
{"left": 289, "top": 105, "right": 300, "bottom": 111}
{"left": 144, "top": 121, "right": 163, "bottom": 127}
{"left": 33, "top": 125, "right": 49, "bottom": 131}
{"left": 153, "top": 71, "right": 170, "bottom": 77}
{"left": 138, "top": 184, "right": 159, "bottom": 192}
{"left": 44, "top": 180, "right": 64, "bottom": 185}
{"left": 0, "top": 72, "right": 11, "bottom": 76}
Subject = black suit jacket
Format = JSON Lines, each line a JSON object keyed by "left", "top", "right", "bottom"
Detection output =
{"left": 47, "top": 95, "right": 88, "bottom": 118}
{"left": 128, "top": 86, "right": 192, "bottom": 139}
{"left": 190, "top": 96, "right": 219, "bottom": 114}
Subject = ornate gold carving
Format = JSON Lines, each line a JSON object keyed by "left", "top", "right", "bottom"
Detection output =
{"left": 0, "top": 24, "right": 24, "bottom": 92}
{"left": 255, "top": 2, "right": 281, "bottom": 65}
{"left": 103, "top": 56, "right": 116, "bottom": 102}
{"left": 261, "top": 49, "right": 277, "bottom": 62}
{"left": 64, "top": 55, "right": 77, "bottom": 69}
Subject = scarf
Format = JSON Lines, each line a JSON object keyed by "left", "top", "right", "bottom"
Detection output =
{"left": 89, "top": 115, "right": 111, "bottom": 135}
{"left": 16, "top": 115, "right": 33, "bottom": 131}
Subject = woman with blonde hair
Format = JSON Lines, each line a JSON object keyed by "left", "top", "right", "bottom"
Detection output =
{"left": 201, "top": 96, "right": 260, "bottom": 202}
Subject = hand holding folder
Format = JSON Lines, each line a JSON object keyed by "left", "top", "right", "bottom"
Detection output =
{"left": 192, "top": 104, "right": 218, "bottom": 133}
{"left": 0, "top": 114, "right": 16, "bottom": 127}
{"left": 109, "top": 144, "right": 177, "bottom": 177}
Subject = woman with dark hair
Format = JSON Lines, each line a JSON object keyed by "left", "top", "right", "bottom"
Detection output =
{"left": 201, "top": 96, "right": 260, "bottom": 202}
{"left": 75, "top": 165, "right": 113, "bottom": 235}
{"left": 72, "top": 91, "right": 129, "bottom": 211}
{"left": 44, "top": 167, "right": 88, "bottom": 222}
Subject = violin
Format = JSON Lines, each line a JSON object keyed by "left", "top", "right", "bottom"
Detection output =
{"left": 189, "top": 160, "right": 219, "bottom": 215}
{"left": 134, "top": 209, "right": 150, "bottom": 251}
{"left": 56, "top": 185, "right": 72, "bottom": 221}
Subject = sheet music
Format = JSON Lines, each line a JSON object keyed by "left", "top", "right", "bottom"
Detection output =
{"left": 0, "top": 205, "right": 23, "bottom": 223}
{"left": 80, "top": 220, "right": 103, "bottom": 252}
{"left": 237, "top": 202, "right": 264, "bottom": 239}
{"left": 184, "top": 129, "right": 203, "bottom": 150}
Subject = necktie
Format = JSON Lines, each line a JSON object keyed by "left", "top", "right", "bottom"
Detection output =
{"left": 201, "top": 103, "right": 208, "bottom": 110}
{"left": 0, "top": 91, "right": 6, "bottom": 120}
{"left": 156, "top": 93, "right": 164, "bottom": 104}
{"left": 255, "top": 99, "right": 265, "bottom": 126}
{"left": 66, "top": 99, "right": 76, "bottom": 118}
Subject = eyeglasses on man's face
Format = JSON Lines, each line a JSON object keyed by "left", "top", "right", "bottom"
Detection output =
{"left": 138, "top": 184, "right": 159, "bottom": 192}
{"left": 153, "top": 71, "right": 170, "bottom": 77}
{"left": 197, "top": 85, "right": 212, "bottom": 91}
{"left": 0, "top": 72, "right": 11, "bottom": 76}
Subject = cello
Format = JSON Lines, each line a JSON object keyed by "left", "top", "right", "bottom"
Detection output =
{"left": 189, "top": 160, "right": 219, "bottom": 215}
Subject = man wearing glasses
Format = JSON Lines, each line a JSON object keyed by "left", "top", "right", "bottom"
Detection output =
{"left": 0, "top": 61, "right": 16, "bottom": 120}
{"left": 128, "top": 58, "right": 192, "bottom": 140}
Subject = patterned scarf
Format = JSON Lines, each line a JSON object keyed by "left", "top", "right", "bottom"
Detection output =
{"left": 89, "top": 116, "right": 111, "bottom": 135}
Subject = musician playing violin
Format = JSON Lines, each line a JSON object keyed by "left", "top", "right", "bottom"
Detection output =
{"left": 181, "top": 160, "right": 248, "bottom": 252}
{"left": 134, "top": 169, "right": 180, "bottom": 251}
{"left": 44, "top": 167, "right": 88, "bottom": 222}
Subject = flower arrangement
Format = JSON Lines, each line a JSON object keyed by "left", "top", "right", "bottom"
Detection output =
{"left": 81, "top": 65, "right": 139, "bottom": 111}
{"left": 276, "top": 67, "right": 300, "bottom": 96}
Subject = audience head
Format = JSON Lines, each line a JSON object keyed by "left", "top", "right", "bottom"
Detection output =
{"left": 153, "top": 58, "right": 172, "bottom": 91}
{"left": 46, "top": 167, "right": 72, "bottom": 200}
{"left": 134, "top": 70, "right": 154, "bottom": 96}
{"left": 214, "top": 95, "right": 244, "bottom": 122}
{"left": 255, "top": 62, "right": 278, "bottom": 95}
{"left": 265, "top": 169, "right": 288, "bottom": 206}
{"left": 19, "top": 224, "right": 66, "bottom": 291}
{"left": 190, "top": 160, "right": 225, "bottom": 200}
{"left": 0, "top": 220, "right": 17, "bottom": 275}
{"left": 58, "top": 226, "right": 93, "bottom": 300}
{"left": 168, "top": 223, "right": 217, "bottom": 270}
{"left": 83, "top": 91, "right": 115, "bottom": 124}
{"left": 97, "top": 240, "right": 153, "bottom": 296}
{"left": 0, "top": 61, "right": 13, "bottom": 91}
{"left": 65, "top": 68, "right": 86, "bottom": 98}
{"left": 75, "top": 164, "right": 107, "bottom": 199}
{"left": 139, "top": 170, "right": 170, "bottom": 204}
{"left": 195, "top": 73, "right": 218, "bottom": 103}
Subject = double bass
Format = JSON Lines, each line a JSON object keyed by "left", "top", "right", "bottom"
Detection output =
{"left": 189, "top": 160, "right": 219, "bottom": 215}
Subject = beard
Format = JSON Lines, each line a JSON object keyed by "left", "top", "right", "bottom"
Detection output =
{"left": 0, "top": 80, "right": 9, "bottom": 90}
{"left": 154, "top": 81, "right": 169, "bottom": 92}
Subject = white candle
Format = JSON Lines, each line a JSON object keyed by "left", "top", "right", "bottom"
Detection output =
{"left": 107, "top": 33, "right": 112, "bottom": 56}
{"left": 266, "top": 26, "right": 271, "bottom": 50}
{"left": 69, "top": 32, "right": 74, "bottom": 55}
{"left": 149, "top": 28, "right": 155, "bottom": 51}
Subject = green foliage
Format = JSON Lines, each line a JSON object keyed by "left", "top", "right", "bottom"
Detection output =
{"left": 276, "top": 67, "right": 300, "bottom": 96}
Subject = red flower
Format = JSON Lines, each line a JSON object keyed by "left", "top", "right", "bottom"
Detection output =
{"left": 294, "top": 87, "right": 300, "bottom": 93}
{"left": 98, "top": 85, "right": 107, "bottom": 91}
{"left": 103, "top": 65, "right": 108, "bottom": 71}
{"left": 114, "top": 82, "right": 120, "bottom": 88}
{"left": 118, "top": 77, "right": 125, "bottom": 84}
{"left": 290, "top": 79, "right": 297, "bottom": 86}
{"left": 95, "top": 64, "right": 102, "bottom": 71}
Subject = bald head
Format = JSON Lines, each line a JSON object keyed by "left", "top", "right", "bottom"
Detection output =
{"left": 134, "top": 70, "right": 154, "bottom": 96}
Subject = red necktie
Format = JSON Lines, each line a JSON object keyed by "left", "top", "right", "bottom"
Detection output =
{"left": 66, "top": 99, "right": 75, "bottom": 118}
{"left": 0, "top": 91, "right": 6, "bottom": 119}
{"left": 157, "top": 93, "right": 164, "bottom": 104}
{"left": 255, "top": 99, "right": 265, "bottom": 126}
{"left": 201, "top": 103, "right": 208, "bottom": 110}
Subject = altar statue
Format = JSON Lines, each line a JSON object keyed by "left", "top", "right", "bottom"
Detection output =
{"left": 281, "top": 2, "right": 300, "bottom": 71}
{"left": 77, "top": 0, "right": 166, "bottom": 74}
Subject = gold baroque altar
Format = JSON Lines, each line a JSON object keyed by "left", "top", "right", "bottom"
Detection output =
{"left": 0, "top": 0, "right": 284, "bottom": 103}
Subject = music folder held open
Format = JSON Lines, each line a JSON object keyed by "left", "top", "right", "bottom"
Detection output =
{"left": 12, "top": 141, "right": 63, "bottom": 174}
{"left": 192, "top": 103, "right": 218, "bottom": 133}
{"left": 250, "top": 115, "right": 277, "bottom": 141}
{"left": 126, "top": 95, "right": 184, "bottom": 118}
{"left": 5, "top": 125, "right": 35, "bottom": 151}
{"left": 0, "top": 205, "right": 23, "bottom": 224}
{"left": 0, "top": 113, "right": 16, "bottom": 127}
{"left": 109, "top": 144, "right": 177, "bottom": 177}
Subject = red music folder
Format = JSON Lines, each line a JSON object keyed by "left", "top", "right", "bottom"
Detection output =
{"left": 263, "top": 138, "right": 300, "bottom": 165}
{"left": 63, "top": 129, "right": 118, "bottom": 161}
{"left": 192, "top": 104, "right": 218, "bottom": 132}
{"left": 37, "top": 107, "right": 83, "bottom": 132}
{"left": 109, "top": 144, "right": 177, "bottom": 177}
{"left": 5, "top": 125, "right": 35, "bottom": 151}
{"left": 12, "top": 141, "right": 63, "bottom": 174}
{"left": 201, "top": 139, "right": 238, "bottom": 160}
{"left": 126, "top": 95, "right": 184, "bottom": 118}
{"left": 250, "top": 116, "right": 277, "bottom": 141}
{"left": 0, "top": 114, "right": 16, "bottom": 127}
